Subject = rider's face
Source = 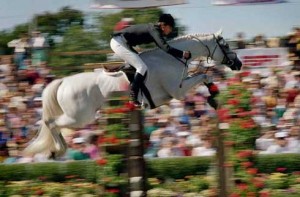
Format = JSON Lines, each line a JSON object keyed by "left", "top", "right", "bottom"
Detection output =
{"left": 161, "top": 24, "right": 173, "bottom": 36}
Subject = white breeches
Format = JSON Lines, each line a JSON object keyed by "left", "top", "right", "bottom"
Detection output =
{"left": 110, "top": 36, "right": 147, "bottom": 76}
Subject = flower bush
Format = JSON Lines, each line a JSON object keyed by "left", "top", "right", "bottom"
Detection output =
{"left": 217, "top": 78, "right": 264, "bottom": 196}
{"left": 0, "top": 180, "right": 99, "bottom": 196}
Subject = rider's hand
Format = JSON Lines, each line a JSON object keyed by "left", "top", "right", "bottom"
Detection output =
{"left": 183, "top": 51, "right": 191, "bottom": 60}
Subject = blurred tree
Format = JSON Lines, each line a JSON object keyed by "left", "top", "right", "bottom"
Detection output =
{"left": 35, "top": 6, "right": 84, "bottom": 36}
{"left": 48, "top": 25, "right": 106, "bottom": 76}
{"left": 0, "top": 7, "right": 83, "bottom": 55}
{"left": 98, "top": 8, "right": 186, "bottom": 46}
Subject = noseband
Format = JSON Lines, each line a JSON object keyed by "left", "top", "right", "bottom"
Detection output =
{"left": 214, "top": 35, "right": 238, "bottom": 67}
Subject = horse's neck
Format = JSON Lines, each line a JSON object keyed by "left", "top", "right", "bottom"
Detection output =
{"left": 169, "top": 35, "right": 215, "bottom": 58}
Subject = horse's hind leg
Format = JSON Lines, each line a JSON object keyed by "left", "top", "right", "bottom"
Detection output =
{"left": 46, "top": 114, "right": 78, "bottom": 157}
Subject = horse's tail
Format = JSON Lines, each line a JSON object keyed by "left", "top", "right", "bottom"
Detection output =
{"left": 24, "top": 79, "right": 64, "bottom": 156}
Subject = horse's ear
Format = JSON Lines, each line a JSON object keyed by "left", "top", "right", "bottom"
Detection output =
{"left": 214, "top": 29, "right": 223, "bottom": 38}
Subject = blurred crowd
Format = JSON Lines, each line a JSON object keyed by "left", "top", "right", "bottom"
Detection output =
{"left": 0, "top": 27, "right": 300, "bottom": 164}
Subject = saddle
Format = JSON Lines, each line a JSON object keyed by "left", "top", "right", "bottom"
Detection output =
{"left": 103, "top": 63, "right": 156, "bottom": 109}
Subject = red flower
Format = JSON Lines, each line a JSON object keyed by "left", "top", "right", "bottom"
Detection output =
{"left": 224, "top": 141, "right": 235, "bottom": 147}
{"left": 241, "top": 121, "right": 256, "bottom": 129}
{"left": 236, "top": 108, "right": 244, "bottom": 113}
{"left": 230, "top": 89, "right": 240, "bottom": 95}
{"left": 246, "top": 192, "right": 256, "bottom": 197}
{"left": 217, "top": 108, "right": 230, "bottom": 122}
{"left": 276, "top": 167, "right": 287, "bottom": 172}
{"left": 230, "top": 193, "right": 241, "bottom": 197}
{"left": 106, "top": 188, "right": 120, "bottom": 193}
{"left": 237, "top": 183, "right": 248, "bottom": 191}
{"left": 259, "top": 191, "right": 270, "bottom": 197}
{"left": 247, "top": 168, "right": 258, "bottom": 175}
{"left": 241, "top": 71, "right": 251, "bottom": 77}
{"left": 254, "top": 181, "right": 265, "bottom": 189}
{"left": 38, "top": 176, "right": 47, "bottom": 181}
{"left": 96, "top": 158, "right": 108, "bottom": 166}
{"left": 241, "top": 161, "right": 253, "bottom": 168}
{"left": 224, "top": 162, "right": 234, "bottom": 167}
{"left": 292, "top": 171, "right": 300, "bottom": 175}
{"left": 110, "top": 137, "right": 119, "bottom": 144}
{"left": 237, "top": 150, "right": 253, "bottom": 158}
{"left": 227, "top": 98, "right": 240, "bottom": 105}
{"left": 65, "top": 175, "right": 77, "bottom": 179}
{"left": 35, "top": 189, "right": 44, "bottom": 196}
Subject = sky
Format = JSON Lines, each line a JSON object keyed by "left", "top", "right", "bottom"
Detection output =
{"left": 0, "top": 0, "right": 299, "bottom": 39}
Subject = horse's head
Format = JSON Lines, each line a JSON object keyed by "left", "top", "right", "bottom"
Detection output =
{"left": 212, "top": 30, "right": 242, "bottom": 71}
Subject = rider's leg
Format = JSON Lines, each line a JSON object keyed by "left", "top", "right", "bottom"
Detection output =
{"left": 110, "top": 36, "right": 147, "bottom": 106}
{"left": 130, "top": 72, "right": 145, "bottom": 106}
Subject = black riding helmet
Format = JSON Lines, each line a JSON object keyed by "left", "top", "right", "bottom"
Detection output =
{"left": 158, "top": 13, "right": 175, "bottom": 28}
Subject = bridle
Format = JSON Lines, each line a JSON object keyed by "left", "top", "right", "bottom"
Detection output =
{"left": 214, "top": 35, "right": 239, "bottom": 69}
{"left": 177, "top": 34, "right": 239, "bottom": 88}
{"left": 190, "top": 34, "right": 238, "bottom": 68}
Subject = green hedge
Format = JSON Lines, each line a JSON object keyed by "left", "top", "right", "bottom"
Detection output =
{"left": 254, "top": 153, "right": 300, "bottom": 173}
{"left": 0, "top": 161, "right": 98, "bottom": 182}
{"left": 146, "top": 156, "right": 213, "bottom": 179}
{"left": 1, "top": 154, "right": 299, "bottom": 181}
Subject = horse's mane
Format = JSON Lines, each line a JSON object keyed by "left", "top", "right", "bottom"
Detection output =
{"left": 141, "top": 33, "right": 213, "bottom": 55}
{"left": 172, "top": 33, "right": 212, "bottom": 42}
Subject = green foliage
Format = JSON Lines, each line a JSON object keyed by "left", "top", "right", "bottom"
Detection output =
{"left": 0, "top": 7, "right": 84, "bottom": 55}
{"left": 266, "top": 173, "right": 290, "bottom": 189}
{"left": 146, "top": 156, "right": 213, "bottom": 179}
{"left": 0, "top": 160, "right": 98, "bottom": 182}
{"left": 1, "top": 154, "right": 300, "bottom": 182}
{"left": 106, "top": 123, "right": 129, "bottom": 139}
{"left": 35, "top": 6, "right": 84, "bottom": 36}
{"left": 48, "top": 25, "right": 106, "bottom": 76}
{"left": 255, "top": 154, "right": 300, "bottom": 174}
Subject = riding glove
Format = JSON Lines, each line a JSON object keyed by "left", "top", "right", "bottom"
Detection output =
{"left": 183, "top": 51, "right": 192, "bottom": 60}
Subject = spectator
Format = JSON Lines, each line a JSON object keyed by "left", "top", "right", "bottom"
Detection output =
{"left": 255, "top": 127, "right": 276, "bottom": 151}
{"left": 65, "top": 137, "right": 90, "bottom": 160}
{"left": 253, "top": 34, "right": 267, "bottom": 48}
{"left": 260, "top": 131, "right": 296, "bottom": 154}
{"left": 191, "top": 135, "right": 216, "bottom": 157}
{"left": 287, "top": 126, "right": 300, "bottom": 153}
{"left": 236, "top": 32, "right": 246, "bottom": 49}
{"left": 7, "top": 34, "right": 30, "bottom": 70}
{"left": 30, "top": 31, "right": 48, "bottom": 67}
{"left": 84, "top": 133, "right": 101, "bottom": 159}
{"left": 157, "top": 137, "right": 173, "bottom": 158}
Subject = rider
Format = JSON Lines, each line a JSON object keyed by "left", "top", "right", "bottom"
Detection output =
{"left": 110, "top": 13, "right": 191, "bottom": 107}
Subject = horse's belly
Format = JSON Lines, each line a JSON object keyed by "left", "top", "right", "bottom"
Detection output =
{"left": 57, "top": 79, "right": 102, "bottom": 126}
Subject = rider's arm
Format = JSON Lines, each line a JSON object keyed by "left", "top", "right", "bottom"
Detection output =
{"left": 149, "top": 25, "right": 183, "bottom": 58}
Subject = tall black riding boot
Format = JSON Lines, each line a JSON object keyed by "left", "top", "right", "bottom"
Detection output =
{"left": 130, "top": 73, "right": 145, "bottom": 107}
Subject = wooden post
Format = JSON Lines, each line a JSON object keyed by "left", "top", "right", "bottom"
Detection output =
{"left": 217, "top": 123, "right": 228, "bottom": 197}
{"left": 128, "top": 109, "right": 147, "bottom": 197}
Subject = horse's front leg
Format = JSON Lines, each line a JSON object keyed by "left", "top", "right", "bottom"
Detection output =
{"left": 176, "top": 73, "right": 219, "bottom": 109}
